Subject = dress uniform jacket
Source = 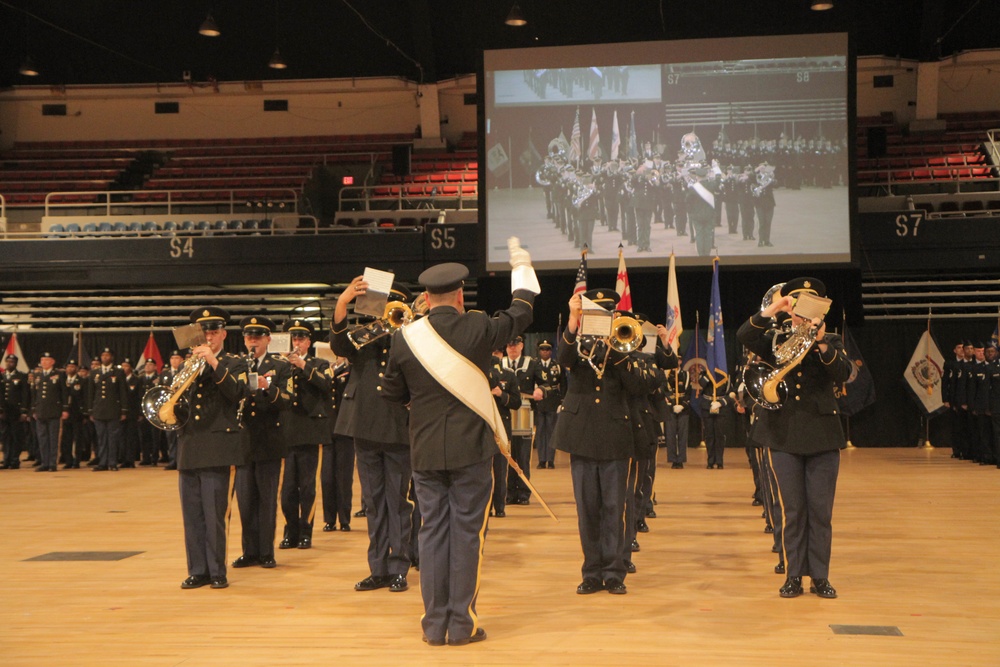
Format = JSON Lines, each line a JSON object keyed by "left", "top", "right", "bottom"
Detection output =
{"left": 89, "top": 365, "right": 129, "bottom": 420}
{"left": 65, "top": 374, "right": 86, "bottom": 420}
{"left": 31, "top": 370, "right": 67, "bottom": 420}
{"left": 490, "top": 363, "right": 522, "bottom": 436}
{"left": 284, "top": 356, "right": 332, "bottom": 447}
{"left": 3, "top": 369, "right": 30, "bottom": 419}
{"left": 532, "top": 358, "right": 564, "bottom": 412}
{"left": 243, "top": 353, "right": 291, "bottom": 461}
{"left": 553, "top": 333, "right": 649, "bottom": 460}
{"left": 123, "top": 373, "right": 142, "bottom": 419}
{"left": 381, "top": 293, "right": 535, "bottom": 471}
{"left": 176, "top": 353, "right": 250, "bottom": 470}
{"left": 627, "top": 353, "right": 662, "bottom": 460}
{"left": 737, "top": 312, "right": 853, "bottom": 455}
{"left": 968, "top": 361, "right": 990, "bottom": 415}
{"left": 330, "top": 331, "right": 410, "bottom": 447}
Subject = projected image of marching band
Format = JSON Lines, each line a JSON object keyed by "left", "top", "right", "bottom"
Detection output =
{"left": 484, "top": 56, "right": 850, "bottom": 270}
{"left": 492, "top": 65, "right": 663, "bottom": 106}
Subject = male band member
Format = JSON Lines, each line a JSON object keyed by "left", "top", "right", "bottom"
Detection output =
{"left": 968, "top": 341, "right": 992, "bottom": 465}
{"left": 60, "top": 359, "right": 86, "bottom": 469}
{"left": 161, "top": 350, "right": 185, "bottom": 469}
{"left": 138, "top": 358, "right": 162, "bottom": 466}
{"left": 30, "top": 352, "right": 68, "bottom": 472}
{"left": 382, "top": 251, "right": 538, "bottom": 646}
{"left": 942, "top": 341, "right": 965, "bottom": 458}
{"left": 280, "top": 319, "right": 331, "bottom": 550}
{"left": 503, "top": 335, "right": 536, "bottom": 504}
{"left": 322, "top": 356, "right": 355, "bottom": 532}
{"left": 489, "top": 348, "right": 520, "bottom": 517}
{"left": 737, "top": 278, "right": 852, "bottom": 599}
{"left": 119, "top": 358, "right": 141, "bottom": 468}
{"left": 555, "top": 289, "right": 648, "bottom": 595}
{"left": 178, "top": 307, "right": 249, "bottom": 589}
{"left": 331, "top": 280, "right": 414, "bottom": 593}
{"left": 76, "top": 365, "right": 96, "bottom": 465}
{"left": 658, "top": 327, "right": 688, "bottom": 469}
{"left": 532, "top": 340, "right": 563, "bottom": 469}
{"left": 233, "top": 316, "right": 290, "bottom": 570}
{"left": 699, "top": 370, "right": 730, "bottom": 469}
{"left": 1, "top": 354, "right": 30, "bottom": 469}
{"left": 90, "top": 348, "right": 128, "bottom": 471}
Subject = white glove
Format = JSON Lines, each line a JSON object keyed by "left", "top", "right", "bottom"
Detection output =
{"left": 710, "top": 400, "right": 721, "bottom": 414}
{"left": 673, "top": 404, "right": 684, "bottom": 414}
{"left": 508, "top": 236, "right": 541, "bottom": 295}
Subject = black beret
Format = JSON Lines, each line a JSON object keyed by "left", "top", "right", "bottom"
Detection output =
{"left": 190, "top": 307, "right": 230, "bottom": 329}
{"left": 240, "top": 315, "right": 276, "bottom": 336}
{"left": 582, "top": 288, "right": 621, "bottom": 311}
{"left": 418, "top": 263, "right": 469, "bottom": 295}
{"left": 284, "top": 319, "right": 315, "bottom": 336}
{"left": 779, "top": 277, "right": 826, "bottom": 299}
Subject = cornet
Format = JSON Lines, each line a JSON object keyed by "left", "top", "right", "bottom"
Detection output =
{"left": 347, "top": 300, "right": 413, "bottom": 349}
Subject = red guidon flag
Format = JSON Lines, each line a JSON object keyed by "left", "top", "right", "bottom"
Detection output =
{"left": 615, "top": 245, "right": 632, "bottom": 312}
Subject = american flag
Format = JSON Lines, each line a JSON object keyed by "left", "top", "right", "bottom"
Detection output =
{"left": 588, "top": 108, "right": 601, "bottom": 163}
{"left": 569, "top": 107, "right": 582, "bottom": 166}
{"left": 610, "top": 110, "right": 620, "bottom": 161}
{"left": 573, "top": 247, "right": 588, "bottom": 294}
{"left": 615, "top": 245, "right": 632, "bottom": 312}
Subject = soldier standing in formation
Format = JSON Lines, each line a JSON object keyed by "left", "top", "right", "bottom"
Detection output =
{"left": 321, "top": 355, "right": 355, "bottom": 532}
{"left": 531, "top": 340, "right": 563, "bottom": 469}
{"left": 30, "top": 352, "right": 67, "bottom": 472}
{"left": 90, "top": 348, "right": 128, "bottom": 472}
{"left": 60, "top": 359, "right": 86, "bottom": 469}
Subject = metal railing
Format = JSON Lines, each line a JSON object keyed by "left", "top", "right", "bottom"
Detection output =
{"left": 338, "top": 184, "right": 478, "bottom": 212}
{"left": 42, "top": 187, "right": 300, "bottom": 217}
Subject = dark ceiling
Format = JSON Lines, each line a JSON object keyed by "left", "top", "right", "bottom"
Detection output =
{"left": 0, "top": 0, "right": 998, "bottom": 89}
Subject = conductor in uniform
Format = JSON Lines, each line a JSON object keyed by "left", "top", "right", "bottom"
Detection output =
{"left": 280, "top": 319, "right": 332, "bottom": 550}
{"left": 736, "top": 278, "right": 852, "bottom": 599}
{"left": 234, "top": 316, "right": 291, "bottom": 569}
{"left": 177, "top": 307, "right": 250, "bottom": 589}
{"left": 382, "top": 248, "right": 538, "bottom": 646}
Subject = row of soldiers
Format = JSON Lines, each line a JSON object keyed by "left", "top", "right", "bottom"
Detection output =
{"left": 711, "top": 135, "right": 847, "bottom": 190}
{"left": 942, "top": 339, "right": 1000, "bottom": 466}
{"left": 537, "top": 136, "right": 778, "bottom": 256}
{"left": 521, "top": 66, "right": 632, "bottom": 101}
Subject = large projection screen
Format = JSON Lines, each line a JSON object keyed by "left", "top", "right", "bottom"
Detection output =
{"left": 482, "top": 33, "right": 852, "bottom": 271}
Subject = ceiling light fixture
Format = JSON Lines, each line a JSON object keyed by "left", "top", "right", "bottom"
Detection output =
{"left": 811, "top": 0, "right": 834, "bottom": 10}
{"left": 268, "top": 48, "right": 287, "bottom": 70}
{"left": 505, "top": 3, "right": 527, "bottom": 27}
{"left": 199, "top": 14, "right": 220, "bottom": 37}
{"left": 19, "top": 56, "right": 39, "bottom": 77}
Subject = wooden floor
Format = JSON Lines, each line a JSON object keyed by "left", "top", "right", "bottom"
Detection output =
{"left": 2, "top": 446, "right": 999, "bottom": 667}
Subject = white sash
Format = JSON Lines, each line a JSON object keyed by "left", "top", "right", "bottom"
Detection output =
{"left": 402, "top": 318, "right": 510, "bottom": 456}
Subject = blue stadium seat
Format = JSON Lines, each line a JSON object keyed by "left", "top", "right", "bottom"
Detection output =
{"left": 180, "top": 220, "right": 195, "bottom": 234}
{"left": 195, "top": 221, "right": 210, "bottom": 234}
{"left": 82, "top": 223, "right": 98, "bottom": 235}
{"left": 143, "top": 221, "right": 158, "bottom": 234}
{"left": 212, "top": 220, "right": 226, "bottom": 234}
{"left": 244, "top": 219, "right": 260, "bottom": 234}
{"left": 228, "top": 219, "right": 244, "bottom": 233}
{"left": 113, "top": 222, "right": 127, "bottom": 234}
{"left": 162, "top": 221, "right": 178, "bottom": 235}
{"left": 97, "top": 222, "right": 112, "bottom": 234}
{"left": 258, "top": 219, "right": 272, "bottom": 233}
{"left": 66, "top": 223, "right": 81, "bottom": 236}
{"left": 127, "top": 221, "right": 142, "bottom": 235}
{"left": 48, "top": 223, "right": 65, "bottom": 238}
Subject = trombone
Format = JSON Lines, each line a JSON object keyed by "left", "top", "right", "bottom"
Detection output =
{"left": 576, "top": 314, "right": 643, "bottom": 379}
{"left": 347, "top": 300, "right": 413, "bottom": 349}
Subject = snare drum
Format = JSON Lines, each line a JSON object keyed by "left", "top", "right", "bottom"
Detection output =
{"left": 511, "top": 404, "right": 534, "bottom": 437}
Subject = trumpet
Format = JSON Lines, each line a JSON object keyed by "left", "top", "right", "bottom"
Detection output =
{"left": 142, "top": 356, "right": 205, "bottom": 431}
{"left": 347, "top": 300, "right": 413, "bottom": 349}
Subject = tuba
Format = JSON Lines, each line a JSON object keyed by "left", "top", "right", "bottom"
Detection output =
{"left": 347, "top": 300, "right": 413, "bottom": 349}
{"left": 741, "top": 283, "right": 820, "bottom": 410}
{"left": 142, "top": 356, "right": 205, "bottom": 431}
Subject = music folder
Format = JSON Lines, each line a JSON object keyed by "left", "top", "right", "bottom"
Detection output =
{"left": 354, "top": 267, "right": 395, "bottom": 318}
{"left": 172, "top": 323, "right": 207, "bottom": 350}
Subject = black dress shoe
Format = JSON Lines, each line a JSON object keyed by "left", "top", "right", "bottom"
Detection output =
{"left": 164, "top": 463, "right": 177, "bottom": 470}
{"left": 536, "top": 463, "right": 546, "bottom": 469}
{"left": 389, "top": 574, "right": 408, "bottom": 592}
{"left": 355, "top": 575, "right": 392, "bottom": 591}
{"left": 764, "top": 525, "right": 774, "bottom": 534}
{"left": 109, "top": 465, "right": 119, "bottom": 471}
{"left": 35, "top": 466, "right": 48, "bottom": 472}
{"left": 624, "top": 559, "right": 637, "bottom": 574}
{"left": 706, "top": 464, "right": 714, "bottom": 469}
{"left": 340, "top": 524, "right": 351, "bottom": 532}
{"left": 774, "top": 562, "right": 785, "bottom": 575}
{"left": 547, "top": 462, "right": 555, "bottom": 469}
{"left": 605, "top": 579, "right": 627, "bottom": 595}
{"left": 671, "top": 462, "right": 682, "bottom": 469}
{"left": 210, "top": 577, "right": 229, "bottom": 589}
{"left": 645, "top": 509, "right": 656, "bottom": 518}
{"left": 810, "top": 578, "right": 837, "bottom": 598}
{"left": 232, "top": 554, "right": 259, "bottom": 568}
{"left": 717, "top": 464, "right": 724, "bottom": 469}
{"left": 576, "top": 578, "right": 603, "bottom": 595}
{"left": 422, "top": 634, "right": 445, "bottom": 647}
{"left": 354, "top": 508, "right": 367, "bottom": 518}
{"left": 139, "top": 460, "right": 152, "bottom": 466}
{"left": 260, "top": 557, "right": 277, "bottom": 569}
{"left": 93, "top": 466, "right": 108, "bottom": 471}
{"left": 630, "top": 539, "right": 640, "bottom": 552}
{"left": 297, "top": 537, "right": 312, "bottom": 549}
{"left": 279, "top": 538, "right": 297, "bottom": 550}
{"left": 448, "top": 628, "right": 487, "bottom": 646}
{"left": 494, "top": 510, "right": 505, "bottom": 518}
{"left": 752, "top": 498, "right": 763, "bottom": 506}
{"left": 779, "top": 576, "right": 803, "bottom": 598}
{"left": 181, "top": 575, "right": 211, "bottom": 589}
{"left": 323, "top": 523, "right": 336, "bottom": 532}
{"left": 636, "top": 520, "right": 649, "bottom": 533}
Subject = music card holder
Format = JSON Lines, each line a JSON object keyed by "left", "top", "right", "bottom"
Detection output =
{"left": 268, "top": 332, "right": 291, "bottom": 355}
{"left": 354, "top": 267, "right": 395, "bottom": 318}
{"left": 579, "top": 296, "right": 613, "bottom": 338}
{"left": 313, "top": 341, "right": 336, "bottom": 363}
{"left": 793, "top": 292, "right": 832, "bottom": 321}
{"left": 641, "top": 321, "right": 658, "bottom": 355}
{"left": 173, "top": 323, "right": 207, "bottom": 350}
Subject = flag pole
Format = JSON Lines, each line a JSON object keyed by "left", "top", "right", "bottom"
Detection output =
{"left": 508, "top": 136, "right": 513, "bottom": 191}
{"left": 841, "top": 307, "right": 855, "bottom": 448}
{"left": 695, "top": 310, "right": 705, "bottom": 448}
{"left": 922, "top": 306, "right": 934, "bottom": 448}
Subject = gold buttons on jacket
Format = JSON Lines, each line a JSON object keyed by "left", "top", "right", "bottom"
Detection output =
{"left": 378, "top": 373, "right": 384, "bottom": 378}
{"left": 376, "top": 386, "right": 382, "bottom": 391}
{"left": 381, "top": 361, "right": 386, "bottom": 367}
{"left": 595, "top": 398, "right": 600, "bottom": 404}
{"left": 795, "top": 396, "right": 801, "bottom": 401}
{"left": 595, "top": 386, "right": 601, "bottom": 392}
